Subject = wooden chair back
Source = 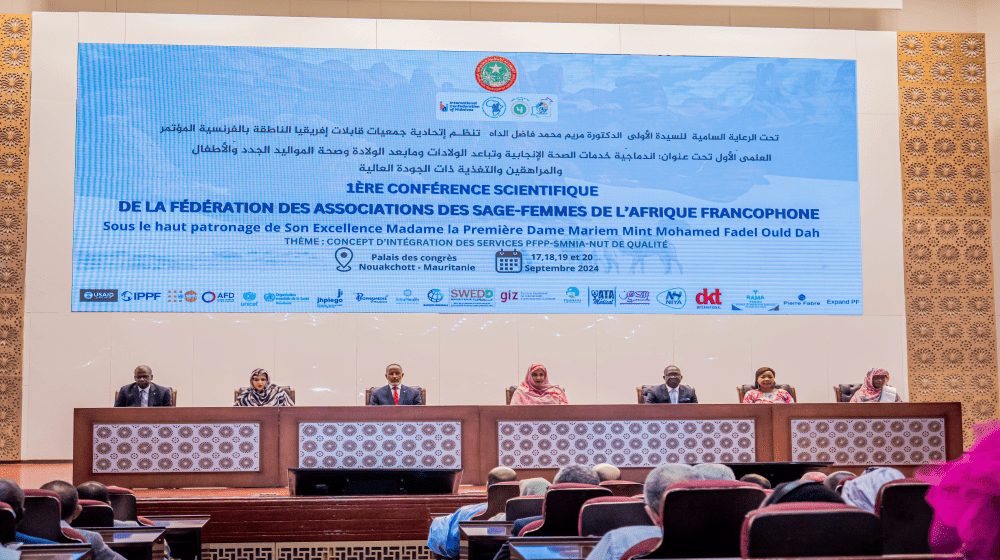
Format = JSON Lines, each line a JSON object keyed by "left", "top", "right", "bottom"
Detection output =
{"left": 472, "top": 481, "right": 521, "bottom": 520}
{"left": 834, "top": 383, "right": 863, "bottom": 402}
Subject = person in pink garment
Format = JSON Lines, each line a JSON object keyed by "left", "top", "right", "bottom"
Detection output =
{"left": 509, "top": 364, "right": 568, "bottom": 405}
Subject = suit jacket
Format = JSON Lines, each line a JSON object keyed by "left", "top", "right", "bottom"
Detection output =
{"left": 369, "top": 384, "right": 422, "bottom": 406}
{"left": 644, "top": 383, "right": 697, "bottom": 404}
{"left": 114, "top": 382, "right": 173, "bottom": 407}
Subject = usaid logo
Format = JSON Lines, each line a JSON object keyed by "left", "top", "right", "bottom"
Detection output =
{"left": 590, "top": 289, "right": 616, "bottom": 306}
{"left": 656, "top": 288, "right": 686, "bottom": 309}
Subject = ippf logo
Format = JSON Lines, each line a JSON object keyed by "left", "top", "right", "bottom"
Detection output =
{"left": 695, "top": 289, "right": 722, "bottom": 306}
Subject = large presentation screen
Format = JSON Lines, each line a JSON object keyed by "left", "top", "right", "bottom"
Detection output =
{"left": 73, "top": 44, "right": 861, "bottom": 314}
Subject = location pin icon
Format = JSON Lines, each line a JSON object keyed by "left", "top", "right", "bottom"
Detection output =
{"left": 335, "top": 247, "right": 353, "bottom": 271}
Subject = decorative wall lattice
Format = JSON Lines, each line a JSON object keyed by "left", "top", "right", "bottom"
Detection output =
{"left": 298, "top": 422, "right": 461, "bottom": 469}
{"left": 498, "top": 420, "right": 756, "bottom": 469}
{"left": 202, "top": 541, "right": 433, "bottom": 560}
{"left": 0, "top": 14, "right": 27, "bottom": 461}
{"left": 92, "top": 423, "right": 260, "bottom": 473}
{"left": 790, "top": 418, "right": 946, "bottom": 466}
{"left": 897, "top": 32, "right": 999, "bottom": 445}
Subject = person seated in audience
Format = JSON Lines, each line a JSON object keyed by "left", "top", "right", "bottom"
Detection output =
{"left": 114, "top": 365, "right": 173, "bottom": 407}
{"left": 761, "top": 480, "right": 844, "bottom": 506}
{"left": 0, "top": 478, "right": 56, "bottom": 544}
{"left": 841, "top": 466, "right": 905, "bottom": 513}
{"left": 509, "top": 364, "right": 567, "bottom": 405}
{"left": 742, "top": 367, "right": 794, "bottom": 404}
{"left": 427, "top": 467, "right": 517, "bottom": 558}
{"left": 693, "top": 463, "right": 735, "bottom": 481}
{"left": 40, "top": 480, "right": 126, "bottom": 560}
{"left": 508, "top": 466, "right": 601, "bottom": 539}
{"left": 918, "top": 419, "right": 999, "bottom": 560}
{"left": 593, "top": 463, "right": 621, "bottom": 482}
{"left": 849, "top": 367, "right": 903, "bottom": 403}
{"left": 234, "top": 368, "right": 294, "bottom": 407}
{"left": 643, "top": 365, "right": 698, "bottom": 404}
{"left": 822, "top": 471, "right": 856, "bottom": 493}
{"left": 800, "top": 471, "right": 827, "bottom": 483}
{"left": 585, "top": 464, "right": 703, "bottom": 560}
{"left": 77, "top": 482, "right": 138, "bottom": 527}
{"left": 369, "top": 364, "right": 422, "bottom": 406}
{"left": 739, "top": 473, "right": 772, "bottom": 489}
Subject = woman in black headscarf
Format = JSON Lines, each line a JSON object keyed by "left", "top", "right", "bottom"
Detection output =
{"left": 234, "top": 368, "right": 294, "bottom": 406}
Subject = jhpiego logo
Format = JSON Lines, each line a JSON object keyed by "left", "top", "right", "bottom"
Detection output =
{"left": 695, "top": 289, "right": 722, "bottom": 308}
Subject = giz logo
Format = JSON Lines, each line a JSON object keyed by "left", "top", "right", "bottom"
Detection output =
{"left": 500, "top": 291, "right": 518, "bottom": 303}
{"left": 696, "top": 289, "right": 721, "bottom": 305}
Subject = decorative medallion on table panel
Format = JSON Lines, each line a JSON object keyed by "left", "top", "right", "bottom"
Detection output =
{"left": 202, "top": 541, "right": 433, "bottom": 560}
{"left": 498, "top": 420, "right": 755, "bottom": 468}
{"left": 897, "top": 32, "right": 999, "bottom": 446}
{"left": 298, "top": 422, "right": 461, "bottom": 469}
{"left": 790, "top": 418, "right": 946, "bottom": 466}
{"left": 92, "top": 423, "right": 260, "bottom": 473}
{"left": 0, "top": 14, "right": 27, "bottom": 461}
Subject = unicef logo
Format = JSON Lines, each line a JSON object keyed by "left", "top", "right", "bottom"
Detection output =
{"left": 427, "top": 289, "right": 444, "bottom": 303}
{"left": 263, "top": 293, "right": 275, "bottom": 302}
{"left": 243, "top": 292, "right": 256, "bottom": 301}
{"left": 483, "top": 97, "right": 506, "bottom": 118}
{"left": 566, "top": 287, "right": 579, "bottom": 298}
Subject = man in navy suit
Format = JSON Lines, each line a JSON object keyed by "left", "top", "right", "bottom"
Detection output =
{"left": 643, "top": 365, "right": 698, "bottom": 404}
{"left": 369, "top": 364, "right": 422, "bottom": 405}
{"left": 114, "top": 365, "right": 173, "bottom": 407}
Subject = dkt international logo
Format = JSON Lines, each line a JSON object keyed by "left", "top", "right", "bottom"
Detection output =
{"left": 656, "top": 288, "right": 686, "bottom": 309}
{"left": 695, "top": 289, "right": 722, "bottom": 308}
{"left": 476, "top": 56, "right": 517, "bottom": 92}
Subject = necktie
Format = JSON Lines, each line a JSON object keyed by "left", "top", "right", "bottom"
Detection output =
{"left": 141, "top": 389, "right": 148, "bottom": 407}
{"left": 670, "top": 389, "right": 677, "bottom": 404}
{"left": 393, "top": 387, "right": 399, "bottom": 405}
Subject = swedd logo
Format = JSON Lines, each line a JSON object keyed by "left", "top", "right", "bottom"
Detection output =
{"left": 656, "top": 288, "right": 686, "bottom": 309}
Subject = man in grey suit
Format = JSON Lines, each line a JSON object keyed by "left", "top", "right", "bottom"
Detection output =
{"left": 369, "top": 364, "right": 422, "bottom": 405}
{"left": 643, "top": 365, "right": 698, "bottom": 404}
{"left": 114, "top": 365, "right": 173, "bottom": 407}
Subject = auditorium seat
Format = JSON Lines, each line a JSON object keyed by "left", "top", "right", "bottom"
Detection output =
{"left": 0, "top": 502, "right": 16, "bottom": 544}
{"left": 520, "top": 483, "right": 611, "bottom": 537}
{"left": 471, "top": 481, "right": 521, "bottom": 521}
{"left": 619, "top": 536, "right": 660, "bottom": 560}
{"left": 834, "top": 383, "right": 863, "bottom": 402}
{"left": 364, "top": 387, "right": 424, "bottom": 405}
{"left": 599, "top": 481, "right": 644, "bottom": 497}
{"left": 578, "top": 496, "right": 650, "bottom": 537}
{"left": 740, "top": 502, "right": 881, "bottom": 558}
{"left": 107, "top": 486, "right": 154, "bottom": 525}
{"left": 71, "top": 499, "right": 115, "bottom": 528}
{"left": 504, "top": 496, "right": 543, "bottom": 522}
{"left": 640, "top": 480, "right": 766, "bottom": 558}
{"left": 737, "top": 384, "right": 797, "bottom": 402}
{"left": 875, "top": 478, "right": 933, "bottom": 555}
{"left": 235, "top": 387, "right": 295, "bottom": 404}
{"left": 636, "top": 385, "right": 655, "bottom": 404}
{"left": 114, "top": 388, "right": 178, "bottom": 405}
{"left": 22, "top": 489, "right": 84, "bottom": 543}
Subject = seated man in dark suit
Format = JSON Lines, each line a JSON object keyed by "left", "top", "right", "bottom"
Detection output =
{"left": 40, "top": 480, "right": 126, "bottom": 560}
{"left": 114, "top": 365, "right": 173, "bottom": 407}
{"left": 643, "top": 365, "right": 697, "bottom": 404}
{"left": 369, "top": 364, "right": 422, "bottom": 405}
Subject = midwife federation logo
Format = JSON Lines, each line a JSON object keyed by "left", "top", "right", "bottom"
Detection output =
{"left": 476, "top": 56, "right": 517, "bottom": 92}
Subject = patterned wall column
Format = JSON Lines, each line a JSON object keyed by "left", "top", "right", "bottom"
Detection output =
{"left": 0, "top": 15, "right": 28, "bottom": 460}
{"left": 898, "top": 33, "right": 999, "bottom": 446}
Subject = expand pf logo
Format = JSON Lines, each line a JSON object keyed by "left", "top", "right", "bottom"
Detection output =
{"left": 476, "top": 56, "right": 517, "bottom": 92}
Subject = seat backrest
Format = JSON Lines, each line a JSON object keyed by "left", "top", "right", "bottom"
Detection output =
{"left": 834, "top": 383, "right": 863, "bottom": 402}
{"left": 876, "top": 478, "right": 933, "bottom": 555}
{"left": 505, "top": 496, "right": 544, "bottom": 522}
{"left": 599, "top": 481, "right": 644, "bottom": 497}
{"left": 737, "top": 384, "right": 796, "bottom": 402}
{"left": 0, "top": 502, "right": 16, "bottom": 544}
{"left": 472, "top": 481, "right": 521, "bottom": 521}
{"left": 107, "top": 486, "right": 139, "bottom": 522}
{"left": 506, "top": 386, "right": 516, "bottom": 405}
{"left": 523, "top": 484, "right": 612, "bottom": 537}
{"left": 235, "top": 387, "right": 295, "bottom": 404}
{"left": 22, "top": 489, "right": 70, "bottom": 543}
{"left": 637, "top": 385, "right": 656, "bottom": 404}
{"left": 71, "top": 500, "right": 115, "bottom": 528}
{"left": 650, "top": 480, "right": 766, "bottom": 558}
{"left": 620, "top": 537, "right": 660, "bottom": 560}
{"left": 741, "top": 503, "right": 881, "bottom": 558}
{"left": 578, "top": 497, "right": 651, "bottom": 537}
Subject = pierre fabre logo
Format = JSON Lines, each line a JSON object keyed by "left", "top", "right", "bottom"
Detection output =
{"left": 476, "top": 56, "right": 517, "bottom": 92}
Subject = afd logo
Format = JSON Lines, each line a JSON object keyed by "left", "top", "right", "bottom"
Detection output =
{"left": 656, "top": 288, "right": 686, "bottom": 309}
{"left": 696, "top": 289, "right": 722, "bottom": 306}
{"left": 590, "top": 289, "right": 616, "bottom": 306}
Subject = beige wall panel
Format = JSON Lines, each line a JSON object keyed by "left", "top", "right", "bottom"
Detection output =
{"left": 619, "top": 24, "right": 856, "bottom": 59}
{"left": 78, "top": 10, "right": 123, "bottom": 42}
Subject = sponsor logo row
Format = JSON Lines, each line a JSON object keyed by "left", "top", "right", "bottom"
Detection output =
{"left": 80, "top": 288, "right": 857, "bottom": 309}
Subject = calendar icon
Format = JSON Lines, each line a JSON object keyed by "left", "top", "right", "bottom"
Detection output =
{"left": 495, "top": 250, "right": 523, "bottom": 273}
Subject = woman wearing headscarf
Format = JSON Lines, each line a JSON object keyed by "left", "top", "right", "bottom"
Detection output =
{"left": 742, "top": 367, "right": 794, "bottom": 404}
{"left": 509, "top": 364, "right": 568, "bottom": 405}
{"left": 849, "top": 368, "right": 903, "bottom": 402}
{"left": 234, "top": 368, "right": 294, "bottom": 406}
{"left": 841, "top": 466, "right": 905, "bottom": 512}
